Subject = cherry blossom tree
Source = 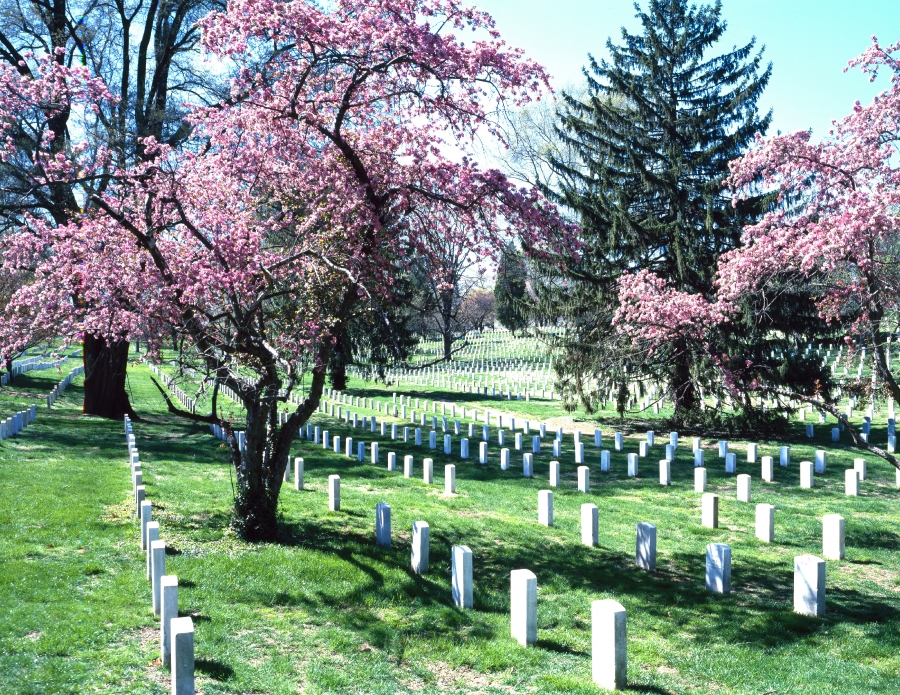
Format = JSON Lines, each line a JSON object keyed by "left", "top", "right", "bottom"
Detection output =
{"left": 615, "top": 37, "right": 900, "bottom": 466}
{"left": 0, "top": 0, "right": 576, "bottom": 539}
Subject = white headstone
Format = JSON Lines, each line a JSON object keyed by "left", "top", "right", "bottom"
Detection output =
{"left": 694, "top": 467, "right": 707, "bottom": 492}
{"left": 170, "top": 616, "right": 195, "bottom": 695}
{"left": 538, "top": 490, "right": 554, "bottom": 526}
{"left": 755, "top": 503, "right": 774, "bottom": 542}
{"left": 451, "top": 545, "right": 473, "bottom": 608}
{"left": 822, "top": 514, "right": 845, "bottom": 560}
{"left": 375, "top": 503, "right": 391, "bottom": 547}
{"left": 800, "top": 461, "right": 814, "bottom": 488}
{"left": 794, "top": 555, "right": 826, "bottom": 617}
{"left": 702, "top": 493, "right": 718, "bottom": 528}
{"left": 510, "top": 569, "right": 538, "bottom": 647}
{"left": 582, "top": 504, "right": 599, "bottom": 546}
{"left": 705, "top": 543, "right": 732, "bottom": 594}
{"left": 636, "top": 522, "right": 656, "bottom": 571}
{"left": 412, "top": 521, "right": 430, "bottom": 574}
{"left": 328, "top": 475, "right": 340, "bottom": 511}
{"left": 659, "top": 460, "right": 671, "bottom": 486}
{"left": 591, "top": 600, "right": 627, "bottom": 690}
{"left": 761, "top": 456, "right": 774, "bottom": 483}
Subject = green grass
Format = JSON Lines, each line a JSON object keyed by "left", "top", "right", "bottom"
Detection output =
{"left": 1, "top": 360, "right": 900, "bottom": 693}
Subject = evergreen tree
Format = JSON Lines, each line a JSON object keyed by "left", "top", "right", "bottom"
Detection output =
{"left": 534, "top": 0, "right": 820, "bottom": 422}
{"left": 494, "top": 243, "right": 529, "bottom": 335}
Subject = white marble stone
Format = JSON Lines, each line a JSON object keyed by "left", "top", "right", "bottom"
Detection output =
{"left": 659, "top": 460, "right": 670, "bottom": 486}
{"left": 591, "top": 599, "right": 627, "bottom": 690}
{"left": 694, "top": 467, "right": 706, "bottom": 492}
{"left": 845, "top": 469, "right": 859, "bottom": 496}
{"left": 376, "top": 502, "right": 391, "bottom": 547}
{"left": 146, "top": 522, "right": 159, "bottom": 581}
{"left": 170, "top": 616, "right": 194, "bottom": 695}
{"left": 756, "top": 503, "right": 774, "bottom": 542}
{"left": 549, "top": 460, "right": 560, "bottom": 487}
{"left": 452, "top": 545, "right": 473, "bottom": 608}
{"left": 538, "top": 490, "right": 553, "bottom": 526}
{"left": 822, "top": 514, "right": 845, "bottom": 560}
{"left": 705, "top": 543, "right": 731, "bottom": 593}
{"left": 601, "top": 450, "right": 610, "bottom": 472}
{"left": 780, "top": 446, "right": 790, "bottom": 466}
{"left": 794, "top": 554, "right": 826, "bottom": 617}
{"left": 578, "top": 465, "right": 590, "bottom": 492}
{"left": 854, "top": 458, "right": 867, "bottom": 481}
{"left": 480, "top": 442, "right": 488, "bottom": 464}
{"left": 500, "top": 447, "right": 510, "bottom": 470}
{"left": 582, "top": 503, "right": 599, "bottom": 546}
{"left": 761, "top": 456, "right": 774, "bottom": 483}
{"left": 636, "top": 522, "right": 656, "bottom": 571}
{"left": 725, "top": 452, "right": 737, "bottom": 474}
{"left": 412, "top": 521, "right": 430, "bottom": 574}
{"left": 523, "top": 453, "right": 534, "bottom": 478}
{"left": 627, "top": 453, "right": 638, "bottom": 477}
{"left": 694, "top": 448, "right": 704, "bottom": 467}
{"left": 423, "top": 458, "right": 434, "bottom": 484}
{"left": 800, "top": 460, "right": 814, "bottom": 488}
{"left": 747, "top": 443, "right": 757, "bottom": 463}
{"left": 160, "top": 575, "right": 179, "bottom": 665}
{"left": 510, "top": 569, "right": 538, "bottom": 647}
{"left": 614, "top": 433, "right": 623, "bottom": 451}
{"left": 445, "top": 464, "right": 456, "bottom": 494}
{"left": 702, "top": 493, "right": 718, "bottom": 528}
{"left": 815, "top": 449, "right": 827, "bottom": 474}
{"left": 140, "top": 501, "right": 152, "bottom": 551}
{"left": 737, "top": 474, "right": 751, "bottom": 502}
{"left": 151, "top": 540, "right": 166, "bottom": 616}
{"left": 328, "top": 475, "right": 340, "bottom": 511}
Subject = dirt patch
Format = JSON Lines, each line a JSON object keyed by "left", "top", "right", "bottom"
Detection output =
{"left": 400, "top": 661, "right": 523, "bottom": 694}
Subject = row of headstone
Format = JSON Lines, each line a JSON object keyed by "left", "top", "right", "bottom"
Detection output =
{"left": 46, "top": 366, "right": 84, "bottom": 408}
{"left": 0, "top": 404, "right": 36, "bottom": 442}
{"left": 148, "top": 366, "right": 198, "bottom": 413}
{"left": 126, "top": 415, "right": 195, "bottom": 695}
{"left": 0, "top": 356, "right": 66, "bottom": 384}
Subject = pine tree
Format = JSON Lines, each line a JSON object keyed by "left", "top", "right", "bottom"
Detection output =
{"left": 494, "top": 243, "right": 529, "bottom": 335}
{"left": 535, "top": 0, "right": 797, "bottom": 421}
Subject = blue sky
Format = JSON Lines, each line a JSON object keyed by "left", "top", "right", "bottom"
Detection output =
{"left": 474, "top": 0, "right": 900, "bottom": 138}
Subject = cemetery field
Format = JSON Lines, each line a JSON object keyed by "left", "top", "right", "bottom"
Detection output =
{"left": 2, "top": 365, "right": 900, "bottom": 693}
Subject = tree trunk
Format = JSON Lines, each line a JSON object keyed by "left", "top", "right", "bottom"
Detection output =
{"left": 331, "top": 360, "right": 348, "bottom": 390}
{"left": 330, "top": 329, "right": 349, "bottom": 390}
{"left": 83, "top": 334, "right": 134, "bottom": 419}
{"left": 441, "top": 290, "right": 454, "bottom": 361}
{"left": 3, "top": 357, "right": 12, "bottom": 382}
{"left": 669, "top": 342, "right": 697, "bottom": 420}
{"left": 442, "top": 330, "right": 453, "bottom": 362}
{"left": 229, "top": 381, "right": 305, "bottom": 541}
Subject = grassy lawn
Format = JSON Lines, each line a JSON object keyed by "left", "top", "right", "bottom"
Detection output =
{"left": 1, "top": 360, "right": 899, "bottom": 693}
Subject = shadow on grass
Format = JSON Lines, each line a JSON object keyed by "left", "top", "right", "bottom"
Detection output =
{"left": 195, "top": 658, "right": 235, "bottom": 681}
{"left": 262, "top": 507, "right": 900, "bottom": 658}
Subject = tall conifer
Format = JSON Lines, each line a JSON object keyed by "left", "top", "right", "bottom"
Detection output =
{"left": 538, "top": 0, "right": 782, "bottom": 420}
